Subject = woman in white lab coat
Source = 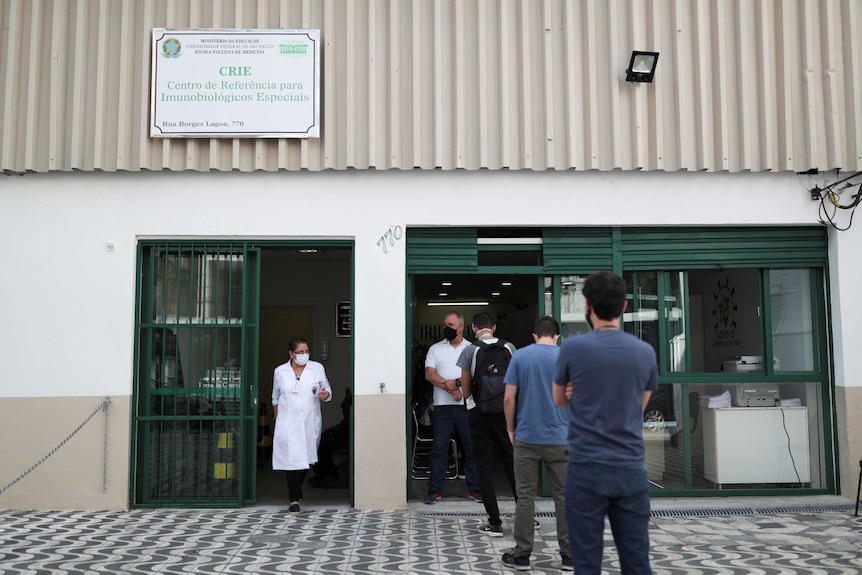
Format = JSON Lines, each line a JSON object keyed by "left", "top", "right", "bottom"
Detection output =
{"left": 272, "top": 338, "right": 332, "bottom": 513}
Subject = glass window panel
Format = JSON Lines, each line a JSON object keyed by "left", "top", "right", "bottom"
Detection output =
{"left": 644, "top": 388, "right": 673, "bottom": 488}
{"left": 203, "top": 254, "right": 244, "bottom": 323}
{"left": 175, "top": 326, "right": 242, "bottom": 392}
{"left": 646, "top": 384, "right": 698, "bottom": 490}
{"left": 770, "top": 269, "right": 819, "bottom": 372}
{"left": 559, "top": 275, "right": 589, "bottom": 340}
{"left": 668, "top": 272, "right": 687, "bottom": 373}
{"left": 146, "top": 325, "right": 242, "bottom": 417}
{"left": 152, "top": 251, "right": 244, "bottom": 323}
{"left": 687, "top": 268, "right": 763, "bottom": 373}
{"left": 620, "top": 265, "right": 827, "bottom": 494}
{"left": 623, "top": 271, "right": 659, "bottom": 360}
{"left": 544, "top": 276, "right": 553, "bottom": 317}
{"left": 148, "top": 327, "right": 184, "bottom": 388}
{"left": 649, "top": 382, "right": 824, "bottom": 491}
{"left": 146, "top": 419, "right": 239, "bottom": 501}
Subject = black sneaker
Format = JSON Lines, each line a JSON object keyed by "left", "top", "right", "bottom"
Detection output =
{"left": 501, "top": 552, "right": 530, "bottom": 571}
{"left": 288, "top": 503, "right": 300, "bottom": 514}
{"left": 561, "top": 555, "right": 573, "bottom": 571}
{"left": 478, "top": 521, "right": 503, "bottom": 537}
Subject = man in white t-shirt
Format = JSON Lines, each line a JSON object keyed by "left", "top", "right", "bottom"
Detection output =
{"left": 422, "top": 311, "right": 482, "bottom": 504}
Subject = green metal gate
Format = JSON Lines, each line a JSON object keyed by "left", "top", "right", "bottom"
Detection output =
{"left": 131, "top": 241, "right": 259, "bottom": 507}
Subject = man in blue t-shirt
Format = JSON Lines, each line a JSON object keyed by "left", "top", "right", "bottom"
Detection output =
{"left": 553, "top": 271, "right": 658, "bottom": 575}
{"left": 501, "top": 316, "right": 571, "bottom": 572}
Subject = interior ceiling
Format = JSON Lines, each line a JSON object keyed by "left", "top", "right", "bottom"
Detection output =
{"left": 261, "top": 248, "right": 352, "bottom": 262}
{"left": 413, "top": 274, "right": 538, "bottom": 304}
{"left": 259, "top": 249, "right": 539, "bottom": 303}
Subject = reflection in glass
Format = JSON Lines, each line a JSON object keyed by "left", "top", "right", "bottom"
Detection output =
{"left": 146, "top": 419, "right": 239, "bottom": 500}
{"left": 145, "top": 325, "right": 242, "bottom": 416}
{"left": 148, "top": 327, "right": 183, "bottom": 388}
{"left": 153, "top": 252, "right": 244, "bottom": 323}
{"left": 668, "top": 272, "right": 686, "bottom": 372}
{"left": 650, "top": 381, "right": 824, "bottom": 491}
{"left": 623, "top": 271, "right": 658, "bottom": 360}
{"left": 147, "top": 327, "right": 242, "bottom": 389}
{"left": 770, "top": 269, "right": 818, "bottom": 372}
{"left": 618, "top": 266, "right": 827, "bottom": 494}
{"left": 559, "top": 275, "right": 589, "bottom": 340}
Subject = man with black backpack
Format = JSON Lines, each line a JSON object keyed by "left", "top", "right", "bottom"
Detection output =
{"left": 456, "top": 312, "right": 517, "bottom": 537}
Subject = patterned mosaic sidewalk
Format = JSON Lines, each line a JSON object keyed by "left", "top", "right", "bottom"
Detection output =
{"left": 1, "top": 502, "right": 862, "bottom": 574}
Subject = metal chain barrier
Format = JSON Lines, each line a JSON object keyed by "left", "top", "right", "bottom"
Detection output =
{"left": 0, "top": 396, "right": 111, "bottom": 496}
{"left": 103, "top": 395, "right": 109, "bottom": 492}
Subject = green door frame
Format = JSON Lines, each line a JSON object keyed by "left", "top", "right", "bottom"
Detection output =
{"left": 131, "top": 239, "right": 354, "bottom": 508}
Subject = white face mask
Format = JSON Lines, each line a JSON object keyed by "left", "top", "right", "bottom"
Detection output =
{"left": 294, "top": 353, "right": 310, "bottom": 366}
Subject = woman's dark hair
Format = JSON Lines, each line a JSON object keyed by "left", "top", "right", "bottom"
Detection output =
{"left": 288, "top": 338, "right": 309, "bottom": 352}
{"left": 582, "top": 271, "right": 627, "bottom": 320}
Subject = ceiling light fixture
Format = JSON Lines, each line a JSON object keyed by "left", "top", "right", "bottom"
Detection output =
{"left": 441, "top": 282, "right": 452, "bottom": 286}
{"left": 501, "top": 282, "right": 512, "bottom": 286}
{"left": 438, "top": 293, "right": 448, "bottom": 297}
{"left": 626, "top": 51, "right": 659, "bottom": 83}
{"left": 426, "top": 301, "right": 489, "bottom": 307}
{"left": 491, "top": 292, "right": 501, "bottom": 296}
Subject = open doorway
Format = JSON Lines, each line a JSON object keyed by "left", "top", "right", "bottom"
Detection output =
{"left": 408, "top": 273, "right": 540, "bottom": 502}
{"left": 255, "top": 245, "right": 353, "bottom": 507}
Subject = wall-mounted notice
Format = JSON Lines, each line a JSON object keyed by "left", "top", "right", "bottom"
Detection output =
{"left": 150, "top": 29, "right": 320, "bottom": 138}
{"left": 336, "top": 302, "right": 351, "bottom": 338}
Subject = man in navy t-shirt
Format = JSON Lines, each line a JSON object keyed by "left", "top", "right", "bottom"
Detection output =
{"left": 553, "top": 271, "right": 658, "bottom": 575}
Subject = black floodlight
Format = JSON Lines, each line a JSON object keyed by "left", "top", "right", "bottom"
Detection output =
{"left": 626, "top": 51, "right": 659, "bottom": 83}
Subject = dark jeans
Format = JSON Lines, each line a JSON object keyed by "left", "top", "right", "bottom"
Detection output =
{"left": 468, "top": 409, "right": 515, "bottom": 525}
{"left": 429, "top": 405, "right": 479, "bottom": 494}
{"left": 565, "top": 462, "right": 652, "bottom": 575}
{"left": 285, "top": 469, "right": 308, "bottom": 503}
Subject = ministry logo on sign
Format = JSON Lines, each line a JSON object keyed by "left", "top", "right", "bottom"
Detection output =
{"left": 279, "top": 42, "right": 308, "bottom": 56}
{"left": 161, "top": 38, "right": 182, "bottom": 58}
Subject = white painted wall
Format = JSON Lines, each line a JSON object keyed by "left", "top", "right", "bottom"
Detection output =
{"left": 828, "top": 227, "right": 862, "bottom": 391}
{"left": 1, "top": 169, "right": 859, "bottom": 401}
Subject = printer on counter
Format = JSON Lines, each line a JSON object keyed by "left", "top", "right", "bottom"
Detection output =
{"left": 723, "top": 356, "right": 780, "bottom": 406}
{"left": 735, "top": 384, "right": 780, "bottom": 407}
{"left": 723, "top": 355, "right": 763, "bottom": 373}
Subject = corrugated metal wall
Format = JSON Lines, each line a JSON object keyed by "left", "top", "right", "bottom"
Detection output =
{"left": 1, "top": 0, "right": 861, "bottom": 173}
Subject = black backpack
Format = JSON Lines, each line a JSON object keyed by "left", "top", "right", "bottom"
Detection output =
{"left": 471, "top": 339, "right": 513, "bottom": 413}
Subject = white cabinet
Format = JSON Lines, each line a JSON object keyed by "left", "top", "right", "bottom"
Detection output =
{"left": 644, "top": 430, "right": 667, "bottom": 484}
{"left": 702, "top": 407, "right": 810, "bottom": 486}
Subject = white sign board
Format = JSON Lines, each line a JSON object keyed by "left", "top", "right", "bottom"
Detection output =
{"left": 150, "top": 29, "right": 320, "bottom": 138}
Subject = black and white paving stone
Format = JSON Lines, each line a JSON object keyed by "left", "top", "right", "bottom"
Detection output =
{"left": 1, "top": 502, "right": 862, "bottom": 574}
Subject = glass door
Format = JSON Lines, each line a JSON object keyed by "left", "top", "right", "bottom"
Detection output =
{"left": 132, "top": 242, "right": 259, "bottom": 507}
